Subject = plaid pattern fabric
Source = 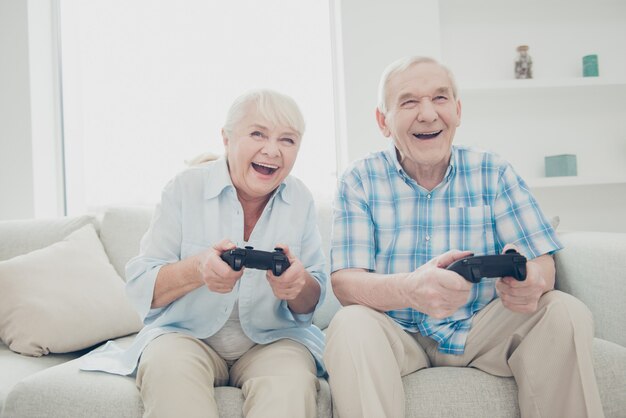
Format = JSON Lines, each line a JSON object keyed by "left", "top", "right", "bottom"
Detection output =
{"left": 331, "top": 144, "right": 562, "bottom": 354}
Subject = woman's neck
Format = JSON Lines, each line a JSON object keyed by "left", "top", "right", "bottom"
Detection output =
{"left": 237, "top": 191, "right": 273, "bottom": 241}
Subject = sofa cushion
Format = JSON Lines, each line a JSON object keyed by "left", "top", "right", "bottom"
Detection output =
{"left": 403, "top": 366, "right": 519, "bottom": 418}
{"left": 99, "top": 206, "right": 154, "bottom": 279}
{"left": 591, "top": 338, "right": 626, "bottom": 418}
{"left": 0, "top": 215, "right": 97, "bottom": 262}
{"left": 1, "top": 334, "right": 332, "bottom": 418}
{"left": 0, "top": 224, "right": 142, "bottom": 357}
{"left": 397, "top": 338, "right": 626, "bottom": 418}
{"left": 0, "top": 342, "right": 83, "bottom": 412}
{"left": 555, "top": 231, "right": 626, "bottom": 347}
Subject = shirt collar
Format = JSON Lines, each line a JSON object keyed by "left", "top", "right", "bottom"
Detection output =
{"left": 203, "top": 156, "right": 291, "bottom": 204}
{"left": 384, "top": 142, "right": 457, "bottom": 185}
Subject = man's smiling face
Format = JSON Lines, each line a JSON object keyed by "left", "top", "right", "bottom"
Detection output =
{"left": 376, "top": 62, "right": 461, "bottom": 176}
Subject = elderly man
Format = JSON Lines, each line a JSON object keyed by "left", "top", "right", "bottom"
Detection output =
{"left": 324, "top": 56, "right": 603, "bottom": 418}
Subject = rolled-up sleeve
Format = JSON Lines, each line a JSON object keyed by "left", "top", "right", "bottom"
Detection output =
{"left": 125, "top": 177, "right": 183, "bottom": 322}
{"left": 331, "top": 172, "right": 375, "bottom": 273}
{"left": 280, "top": 195, "right": 328, "bottom": 327}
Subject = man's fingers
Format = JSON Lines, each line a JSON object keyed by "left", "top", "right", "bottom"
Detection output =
{"left": 502, "top": 243, "right": 519, "bottom": 254}
{"left": 436, "top": 249, "right": 474, "bottom": 268}
{"left": 439, "top": 269, "right": 472, "bottom": 291}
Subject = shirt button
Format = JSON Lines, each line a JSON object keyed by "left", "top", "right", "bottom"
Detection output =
{"left": 425, "top": 235, "right": 431, "bottom": 241}
{"left": 427, "top": 194, "right": 431, "bottom": 199}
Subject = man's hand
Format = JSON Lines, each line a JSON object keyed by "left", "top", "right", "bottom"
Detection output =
{"left": 495, "top": 245, "right": 553, "bottom": 314}
{"left": 403, "top": 250, "right": 474, "bottom": 319}
{"left": 197, "top": 239, "right": 244, "bottom": 293}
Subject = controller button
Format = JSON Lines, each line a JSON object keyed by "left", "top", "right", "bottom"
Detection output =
{"left": 245, "top": 246, "right": 254, "bottom": 250}
{"left": 234, "top": 258, "right": 243, "bottom": 270}
{"left": 471, "top": 266, "right": 482, "bottom": 280}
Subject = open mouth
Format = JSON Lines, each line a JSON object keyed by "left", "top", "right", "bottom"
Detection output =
{"left": 251, "top": 162, "right": 279, "bottom": 176}
{"left": 413, "top": 130, "right": 442, "bottom": 140}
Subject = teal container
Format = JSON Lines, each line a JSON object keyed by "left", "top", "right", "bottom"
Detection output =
{"left": 583, "top": 55, "right": 599, "bottom": 77}
{"left": 545, "top": 155, "right": 577, "bottom": 177}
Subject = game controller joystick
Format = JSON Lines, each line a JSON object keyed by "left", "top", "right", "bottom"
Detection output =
{"left": 220, "top": 246, "right": 291, "bottom": 276}
{"left": 446, "top": 249, "right": 527, "bottom": 283}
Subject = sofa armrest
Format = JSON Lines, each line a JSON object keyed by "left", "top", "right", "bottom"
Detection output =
{"left": 554, "top": 231, "right": 626, "bottom": 347}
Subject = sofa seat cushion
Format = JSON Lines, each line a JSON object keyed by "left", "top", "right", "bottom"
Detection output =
{"left": 398, "top": 338, "right": 625, "bottom": 418}
{"left": 402, "top": 366, "right": 519, "bottom": 418}
{"left": 0, "top": 342, "right": 82, "bottom": 412}
{"left": 1, "top": 336, "right": 332, "bottom": 418}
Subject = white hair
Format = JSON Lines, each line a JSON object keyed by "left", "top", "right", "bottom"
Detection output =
{"left": 222, "top": 89, "right": 305, "bottom": 137}
{"left": 377, "top": 56, "right": 459, "bottom": 113}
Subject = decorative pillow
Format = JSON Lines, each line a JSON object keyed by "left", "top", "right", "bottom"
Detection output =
{"left": 0, "top": 223, "right": 143, "bottom": 356}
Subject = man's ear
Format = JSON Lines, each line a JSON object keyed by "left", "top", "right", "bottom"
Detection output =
{"left": 375, "top": 108, "right": 391, "bottom": 137}
{"left": 222, "top": 129, "right": 229, "bottom": 147}
{"left": 456, "top": 99, "right": 462, "bottom": 127}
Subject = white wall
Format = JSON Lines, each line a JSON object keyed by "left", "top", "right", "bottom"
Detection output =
{"left": 0, "top": 0, "right": 34, "bottom": 220}
{"left": 532, "top": 184, "right": 626, "bottom": 233}
{"left": 0, "top": 0, "right": 62, "bottom": 221}
{"left": 333, "top": 0, "right": 440, "bottom": 169}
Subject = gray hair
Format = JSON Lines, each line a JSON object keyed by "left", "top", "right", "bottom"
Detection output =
{"left": 223, "top": 89, "right": 305, "bottom": 137}
{"left": 377, "top": 56, "right": 458, "bottom": 113}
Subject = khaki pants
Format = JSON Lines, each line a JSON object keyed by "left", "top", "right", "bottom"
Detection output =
{"left": 136, "top": 334, "right": 319, "bottom": 418}
{"left": 324, "top": 291, "right": 604, "bottom": 418}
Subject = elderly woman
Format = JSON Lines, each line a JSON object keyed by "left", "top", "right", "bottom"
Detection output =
{"left": 81, "top": 89, "right": 327, "bottom": 418}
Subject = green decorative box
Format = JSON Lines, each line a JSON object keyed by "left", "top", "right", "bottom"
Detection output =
{"left": 545, "top": 154, "right": 577, "bottom": 177}
{"left": 583, "top": 54, "right": 599, "bottom": 77}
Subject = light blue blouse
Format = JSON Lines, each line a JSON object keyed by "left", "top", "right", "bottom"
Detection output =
{"left": 80, "top": 157, "right": 328, "bottom": 376}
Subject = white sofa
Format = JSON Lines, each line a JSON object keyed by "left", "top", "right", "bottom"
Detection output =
{"left": 1, "top": 204, "right": 625, "bottom": 418}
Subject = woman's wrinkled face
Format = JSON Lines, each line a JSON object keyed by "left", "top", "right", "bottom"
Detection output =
{"left": 223, "top": 104, "right": 301, "bottom": 201}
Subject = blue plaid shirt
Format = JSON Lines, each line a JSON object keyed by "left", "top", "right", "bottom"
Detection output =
{"left": 331, "top": 144, "right": 562, "bottom": 354}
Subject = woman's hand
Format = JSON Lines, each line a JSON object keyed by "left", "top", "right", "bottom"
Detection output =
{"left": 266, "top": 244, "right": 320, "bottom": 314}
{"left": 197, "top": 239, "right": 244, "bottom": 293}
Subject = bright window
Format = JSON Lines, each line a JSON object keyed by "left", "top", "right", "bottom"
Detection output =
{"left": 59, "top": 0, "right": 336, "bottom": 214}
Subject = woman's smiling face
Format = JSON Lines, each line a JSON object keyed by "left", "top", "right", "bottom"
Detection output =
{"left": 223, "top": 103, "right": 301, "bottom": 201}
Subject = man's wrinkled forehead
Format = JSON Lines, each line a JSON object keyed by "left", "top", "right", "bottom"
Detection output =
{"left": 389, "top": 62, "right": 446, "bottom": 90}
{"left": 396, "top": 86, "right": 453, "bottom": 103}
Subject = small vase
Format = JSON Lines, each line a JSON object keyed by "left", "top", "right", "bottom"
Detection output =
{"left": 514, "top": 45, "right": 533, "bottom": 79}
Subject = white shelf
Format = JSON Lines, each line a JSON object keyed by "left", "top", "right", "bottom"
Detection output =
{"left": 526, "top": 176, "right": 626, "bottom": 189}
{"left": 459, "top": 77, "right": 626, "bottom": 92}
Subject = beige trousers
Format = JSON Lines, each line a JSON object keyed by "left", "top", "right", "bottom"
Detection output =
{"left": 324, "top": 291, "right": 604, "bottom": 418}
{"left": 136, "top": 334, "right": 319, "bottom": 418}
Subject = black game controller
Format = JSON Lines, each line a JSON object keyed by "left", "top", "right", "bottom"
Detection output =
{"left": 446, "top": 249, "right": 527, "bottom": 283}
{"left": 220, "top": 246, "right": 291, "bottom": 276}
